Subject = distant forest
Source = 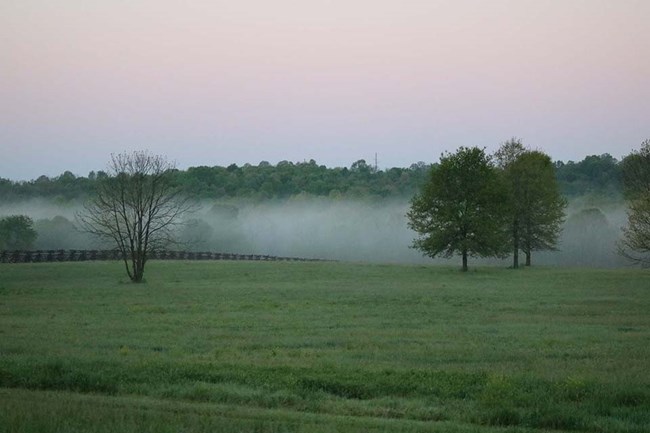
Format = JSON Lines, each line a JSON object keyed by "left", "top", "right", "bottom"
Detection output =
{"left": 0, "top": 153, "right": 621, "bottom": 202}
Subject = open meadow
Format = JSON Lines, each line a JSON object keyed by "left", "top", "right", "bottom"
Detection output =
{"left": 0, "top": 261, "right": 648, "bottom": 432}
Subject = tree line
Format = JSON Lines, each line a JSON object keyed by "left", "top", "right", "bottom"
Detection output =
{"left": 0, "top": 153, "right": 625, "bottom": 202}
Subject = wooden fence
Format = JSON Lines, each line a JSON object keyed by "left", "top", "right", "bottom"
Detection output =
{"left": 0, "top": 250, "right": 326, "bottom": 264}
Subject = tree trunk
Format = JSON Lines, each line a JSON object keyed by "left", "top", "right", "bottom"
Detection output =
{"left": 525, "top": 251, "right": 531, "bottom": 266}
{"left": 132, "top": 252, "right": 146, "bottom": 283}
{"left": 513, "top": 247, "right": 519, "bottom": 269}
{"left": 462, "top": 250, "right": 468, "bottom": 272}
{"left": 133, "top": 267, "right": 144, "bottom": 283}
{"left": 512, "top": 226, "right": 519, "bottom": 269}
{"left": 513, "top": 221, "right": 519, "bottom": 269}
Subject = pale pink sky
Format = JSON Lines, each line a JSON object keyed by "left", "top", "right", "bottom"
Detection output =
{"left": 1, "top": 0, "right": 648, "bottom": 180}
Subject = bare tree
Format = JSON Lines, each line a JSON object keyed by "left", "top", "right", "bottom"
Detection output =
{"left": 78, "top": 151, "right": 193, "bottom": 282}
{"left": 619, "top": 139, "right": 650, "bottom": 266}
{"left": 619, "top": 196, "right": 650, "bottom": 267}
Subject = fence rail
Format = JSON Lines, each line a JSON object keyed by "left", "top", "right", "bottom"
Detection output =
{"left": 0, "top": 250, "right": 326, "bottom": 264}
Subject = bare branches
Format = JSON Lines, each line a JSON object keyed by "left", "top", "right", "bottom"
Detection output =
{"left": 619, "top": 140, "right": 650, "bottom": 267}
{"left": 619, "top": 195, "right": 650, "bottom": 267}
{"left": 77, "top": 151, "right": 194, "bottom": 282}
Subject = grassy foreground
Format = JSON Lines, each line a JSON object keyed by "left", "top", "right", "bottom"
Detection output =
{"left": 0, "top": 261, "right": 648, "bottom": 432}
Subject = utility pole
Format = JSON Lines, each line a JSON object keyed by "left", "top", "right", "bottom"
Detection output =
{"left": 374, "top": 153, "right": 378, "bottom": 172}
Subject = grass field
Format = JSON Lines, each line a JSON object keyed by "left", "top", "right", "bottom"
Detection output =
{"left": 0, "top": 261, "right": 648, "bottom": 432}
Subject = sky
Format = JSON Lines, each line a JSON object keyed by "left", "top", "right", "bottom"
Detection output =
{"left": 1, "top": 0, "right": 648, "bottom": 181}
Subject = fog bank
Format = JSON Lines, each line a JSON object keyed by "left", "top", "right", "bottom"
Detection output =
{"left": 0, "top": 197, "right": 631, "bottom": 268}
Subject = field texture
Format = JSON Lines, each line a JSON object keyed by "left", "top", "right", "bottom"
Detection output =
{"left": 0, "top": 261, "right": 648, "bottom": 432}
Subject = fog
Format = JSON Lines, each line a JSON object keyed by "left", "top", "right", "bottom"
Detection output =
{"left": 179, "top": 198, "right": 423, "bottom": 263}
{"left": 0, "top": 197, "right": 631, "bottom": 268}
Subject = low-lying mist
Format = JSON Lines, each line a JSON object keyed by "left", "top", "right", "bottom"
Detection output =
{"left": 0, "top": 196, "right": 631, "bottom": 268}
{"left": 181, "top": 198, "right": 420, "bottom": 263}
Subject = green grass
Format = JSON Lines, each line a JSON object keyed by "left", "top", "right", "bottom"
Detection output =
{"left": 0, "top": 261, "right": 648, "bottom": 432}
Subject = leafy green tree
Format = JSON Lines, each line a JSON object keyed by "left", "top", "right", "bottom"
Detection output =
{"left": 619, "top": 139, "right": 650, "bottom": 266}
{"left": 497, "top": 140, "right": 566, "bottom": 267}
{"left": 517, "top": 153, "right": 567, "bottom": 267}
{"left": 0, "top": 215, "right": 37, "bottom": 250}
{"left": 407, "top": 147, "right": 508, "bottom": 271}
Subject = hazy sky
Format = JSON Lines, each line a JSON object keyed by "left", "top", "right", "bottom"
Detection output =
{"left": 1, "top": 0, "right": 648, "bottom": 180}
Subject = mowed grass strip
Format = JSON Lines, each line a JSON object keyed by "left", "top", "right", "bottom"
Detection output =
{"left": 0, "top": 261, "right": 648, "bottom": 432}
